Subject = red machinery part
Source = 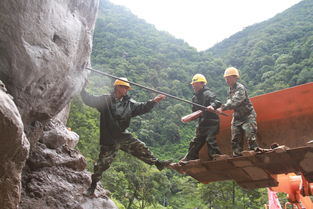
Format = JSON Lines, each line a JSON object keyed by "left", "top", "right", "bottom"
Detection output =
{"left": 270, "top": 173, "right": 313, "bottom": 209}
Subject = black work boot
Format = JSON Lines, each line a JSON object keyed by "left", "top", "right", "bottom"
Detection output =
{"left": 232, "top": 151, "right": 242, "bottom": 157}
{"left": 155, "top": 160, "right": 172, "bottom": 171}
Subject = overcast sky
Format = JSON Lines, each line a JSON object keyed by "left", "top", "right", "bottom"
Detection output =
{"left": 109, "top": 0, "right": 302, "bottom": 51}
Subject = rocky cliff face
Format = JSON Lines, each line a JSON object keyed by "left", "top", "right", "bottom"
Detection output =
{"left": 0, "top": 0, "right": 117, "bottom": 208}
{"left": 0, "top": 0, "right": 95, "bottom": 127}
{"left": 0, "top": 84, "right": 29, "bottom": 209}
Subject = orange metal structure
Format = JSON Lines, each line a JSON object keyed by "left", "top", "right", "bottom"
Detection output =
{"left": 171, "top": 82, "right": 313, "bottom": 191}
{"left": 217, "top": 82, "right": 313, "bottom": 154}
{"left": 270, "top": 173, "right": 313, "bottom": 209}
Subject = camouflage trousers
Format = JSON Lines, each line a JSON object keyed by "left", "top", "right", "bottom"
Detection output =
{"left": 91, "top": 135, "right": 158, "bottom": 184}
{"left": 231, "top": 115, "right": 258, "bottom": 155}
{"left": 183, "top": 125, "right": 221, "bottom": 161}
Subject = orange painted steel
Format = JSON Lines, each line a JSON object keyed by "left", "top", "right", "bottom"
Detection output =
{"left": 173, "top": 82, "right": 313, "bottom": 191}
{"left": 216, "top": 82, "right": 313, "bottom": 154}
{"left": 270, "top": 173, "right": 313, "bottom": 209}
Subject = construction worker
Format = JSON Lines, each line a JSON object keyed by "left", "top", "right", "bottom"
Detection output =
{"left": 81, "top": 77, "right": 171, "bottom": 196}
{"left": 180, "top": 74, "right": 223, "bottom": 164}
{"left": 217, "top": 67, "right": 259, "bottom": 157}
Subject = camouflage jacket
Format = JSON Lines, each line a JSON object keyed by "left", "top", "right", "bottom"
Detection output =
{"left": 192, "top": 87, "right": 221, "bottom": 135}
{"left": 222, "top": 82, "right": 256, "bottom": 125}
{"left": 81, "top": 89, "right": 156, "bottom": 145}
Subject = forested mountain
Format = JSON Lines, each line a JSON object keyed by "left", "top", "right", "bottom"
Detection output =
{"left": 209, "top": 0, "right": 313, "bottom": 95}
{"left": 92, "top": 0, "right": 229, "bottom": 98}
{"left": 68, "top": 0, "right": 313, "bottom": 208}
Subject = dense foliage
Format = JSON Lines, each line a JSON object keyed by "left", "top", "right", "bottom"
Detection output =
{"left": 209, "top": 0, "right": 313, "bottom": 95}
{"left": 68, "top": 0, "right": 312, "bottom": 208}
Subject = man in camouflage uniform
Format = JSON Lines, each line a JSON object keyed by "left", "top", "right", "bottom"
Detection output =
{"left": 217, "top": 67, "right": 259, "bottom": 157}
{"left": 180, "top": 74, "right": 223, "bottom": 163}
{"left": 81, "top": 77, "right": 170, "bottom": 196}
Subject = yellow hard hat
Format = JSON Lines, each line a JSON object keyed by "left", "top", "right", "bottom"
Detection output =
{"left": 113, "top": 77, "right": 131, "bottom": 89}
{"left": 224, "top": 67, "right": 240, "bottom": 78}
{"left": 191, "top": 74, "right": 207, "bottom": 85}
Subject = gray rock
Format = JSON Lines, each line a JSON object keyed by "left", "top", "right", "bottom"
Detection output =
{"left": 40, "top": 120, "right": 79, "bottom": 149}
{"left": 28, "top": 142, "right": 86, "bottom": 171}
{"left": 54, "top": 104, "right": 71, "bottom": 125}
{"left": 21, "top": 166, "right": 117, "bottom": 209}
{"left": 77, "top": 197, "right": 118, "bottom": 209}
{"left": 21, "top": 121, "right": 118, "bottom": 209}
{"left": 0, "top": 85, "right": 30, "bottom": 209}
{"left": 0, "top": 80, "right": 7, "bottom": 92}
{"left": 0, "top": 0, "right": 98, "bottom": 126}
{"left": 0, "top": 0, "right": 118, "bottom": 208}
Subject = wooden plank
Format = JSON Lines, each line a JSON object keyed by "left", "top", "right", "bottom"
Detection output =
{"left": 170, "top": 146, "right": 313, "bottom": 189}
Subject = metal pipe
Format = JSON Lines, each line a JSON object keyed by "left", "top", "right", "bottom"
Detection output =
{"left": 86, "top": 67, "right": 228, "bottom": 116}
